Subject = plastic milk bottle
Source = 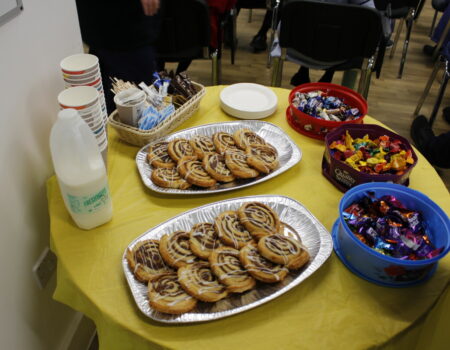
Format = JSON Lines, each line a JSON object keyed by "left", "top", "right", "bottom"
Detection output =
{"left": 50, "top": 109, "right": 112, "bottom": 229}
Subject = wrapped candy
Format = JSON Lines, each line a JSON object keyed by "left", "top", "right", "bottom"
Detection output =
{"left": 291, "top": 90, "right": 361, "bottom": 121}
{"left": 330, "top": 131, "right": 415, "bottom": 175}
{"left": 343, "top": 192, "right": 443, "bottom": 260}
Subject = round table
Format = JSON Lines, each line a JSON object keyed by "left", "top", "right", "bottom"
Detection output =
{"left": 48, "top": 86, "right": 450, "bottom": 350}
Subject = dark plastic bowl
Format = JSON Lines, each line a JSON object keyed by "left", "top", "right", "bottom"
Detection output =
{"left": 322, "top": 124, "right": 418, "bottom": 192}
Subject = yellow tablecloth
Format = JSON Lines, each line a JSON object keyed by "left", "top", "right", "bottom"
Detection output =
{"left": 48, "top": 86, "right": 450, "bottom": 350}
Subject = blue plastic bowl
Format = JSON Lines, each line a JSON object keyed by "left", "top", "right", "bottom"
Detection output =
{"left": 332, "top": 183, "right": 450, "bottom": 287}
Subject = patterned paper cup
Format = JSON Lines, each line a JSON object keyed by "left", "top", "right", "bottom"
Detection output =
{"left": 60, "top": 53, "right": 99, "bottom": 75}
{"left": 64, "top": 75, "right": 101, "bottom": 87}
{"left": 58, "top": 86, "right": 99, "bottom": 110}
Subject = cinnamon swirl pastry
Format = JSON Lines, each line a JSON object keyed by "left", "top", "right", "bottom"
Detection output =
{"left": 212, "top": 132, "right": 239, "bottom": 154}
{"left": 224, "top": 149, "right": 259, "bottom": 179}
{"left": 189, "top": 223, "right": 221, "bottom": 260}
{"left": 209, "top": 246, "right": 255, "bottom": 293}
{"left": 189, "top": 135, "right": 216, "bottom": 159}
{"left": 151, "top": 167, "right": 191, "bottom": 190}
{"left": 233, "top": 129, "right": 266, "bottom": 150}
{"left": 214, "top": 211, "right": 254, "bottom": 249}
{"left": 258, "top": 234, "right": 310, "bottom": 270}
{"left": 246, "top": 144, "right": 279, "bottom": 174}
{"left": 239, "top": 243, "right": 289, "bottom": 283}
{"left": 148, "top": 273, "right": 197, "bottom": 314}
{"left": 126, "top": 240, "right": 174, "bottom": 282}
{"left": 202, "top": 153, "right": 235, "bottom": 182}
{"left": 177, "top": 157, "right": 217, "bottom": 188}
{"left": 147, "top": 142, "right": 176, "bottom": 169}
{"left": 167, "top": 138, "right": 196, "bottom": 162}
{"left": 159, "top": 231, "right": 199, "bottom": 268}
{"left": 178, "top": 262, "right": 228, "bottom": 302}
{"left": 238, "top": 202, "right": 281, "bottom": 239}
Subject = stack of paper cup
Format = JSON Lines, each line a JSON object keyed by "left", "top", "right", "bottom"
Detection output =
{"left": 57, "top": 86, "right": 108, "bottom": 165}
{"left": 60, "top": 54, "right": 108, "bottom": 126}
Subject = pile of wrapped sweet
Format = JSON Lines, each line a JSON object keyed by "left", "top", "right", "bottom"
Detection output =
{"left": 343, "top": 192, "right": 443, "bottom": 260}
{"left": 291, "top": 90, "right": 361, "bottom": 121}
{"left": 330, "top": 131, "right": 415, "bottom": 175}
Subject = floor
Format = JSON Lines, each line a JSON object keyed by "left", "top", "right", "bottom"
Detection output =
{"left": 167, "top": 5, "right": 450, "bottom": 191}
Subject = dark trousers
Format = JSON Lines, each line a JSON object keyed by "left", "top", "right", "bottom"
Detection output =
{"left": 89, "top": 46, "right": 156, "bottom": 115}
{"left": 427, "top": 132, "right": 450, "bottom": 168}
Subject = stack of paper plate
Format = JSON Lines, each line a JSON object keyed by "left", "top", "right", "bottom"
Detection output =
{"left": 220, "top": 83, "right": 278, "bottom": 119}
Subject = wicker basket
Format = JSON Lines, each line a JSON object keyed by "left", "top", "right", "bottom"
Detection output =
{"left": 108, "top": 81, "right": 205, "bottom": 146}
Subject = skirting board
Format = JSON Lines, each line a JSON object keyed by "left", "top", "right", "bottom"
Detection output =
{"left": 59, "top": 312, "right": 97, "bottom": 350}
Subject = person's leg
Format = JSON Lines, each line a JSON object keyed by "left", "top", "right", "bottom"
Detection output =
{"left": 410, "top": 115, "right": 450, "bottom": 168}
{"left": 90, "top": 46, "right": 156, "bottom": 115}
{"left": 250, "top": 9, "right": 273, "bottom": 52}
{"left": 290, "top": 66, "right": 310, "bottom": 86}
{"left": 443, "top": 106, "right": 450, "bottom": 124}
{"left": 156, "top": 59, "right": 165, "bottom": 73}
{"left": 176, "top": 59, "right": 192, "bottom": 74}
{"left": 319, "top": 69, "right": 335, "bottom": 83}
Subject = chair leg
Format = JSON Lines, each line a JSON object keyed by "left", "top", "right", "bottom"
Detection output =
{"left": 414, "top": 0, "right": 426, "bottom": 20}
{"left": 362, "top": 58, "right": 375, "bottom": 99}
{"left": 413, "top": 58, "right": 442, "bottom": 116}
{"left": 357, "top": 58, "right": 369, "bottom": 96}
{"left": 341, "top": 69, "right": 358, "bottom": 90}
{"left": 271, "top": 56, "right": 284, "bottom": 87}
{"left": 270, "top": 57, "right": 279, "bottom": 86}
{"left": 397, "top": 10, "right": 414, "bottom": 79}
{"left": 211, "top": 49, "right": 219, "bottom": 85}
{"left": 363, "top": 70, "right": 373, "bottom": 99}
{"left": 230, "top": 8, "right": 237, "bottom": 65}
{"left": 267, "top": 34, "right": 274, "bottom": 69}
{"left": 266, "top": 0, "right": 280, "bottom": 69}
{"left": 390, "top": 18, "right": 404, "bottom": 59}
{"left": 429, "top": 10, "right": 438, "bottom": 37}
{"left": 429, "top": 60, "right": 449, "bottom": 126}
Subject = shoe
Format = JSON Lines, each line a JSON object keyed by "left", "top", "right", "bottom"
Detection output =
{"left": 423, "top": 45, "right": 436, "bottom": 57}
{"left": 410, "top": 115, "right": 434, "bottom": 158}
{"left": 386, "top": 39, "right": 394, "bottom": 49}
{"left": 249, "top": 34, "right": 267, "bottom": 53}
{"left": 443, "top": 106, "right": 450, "bottom": 124}
{"left": 290, "top": 72, "right": 310, "bottom": 86}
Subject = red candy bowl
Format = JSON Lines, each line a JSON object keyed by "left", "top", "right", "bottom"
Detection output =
{"left": 322, "top": 124, "right": 418, "bottom": 192}
{"left": 287, "top": 83, "right": 367, "bottom": 140}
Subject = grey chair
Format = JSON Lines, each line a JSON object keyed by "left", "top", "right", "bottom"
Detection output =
{"left": 270, "top": 0, "right": 382, "bottom": 99}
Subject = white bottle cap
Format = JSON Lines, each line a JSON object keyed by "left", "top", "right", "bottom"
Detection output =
{"left": 58, "top": 108, "right": 79, "bottom": 120}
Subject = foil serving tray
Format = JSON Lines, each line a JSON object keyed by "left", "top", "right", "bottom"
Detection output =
{"left": 122, "top": 195, "right": 333, "bottom": 323}
{"left": 136, "top": 121, "right": 302, "bottom": 194}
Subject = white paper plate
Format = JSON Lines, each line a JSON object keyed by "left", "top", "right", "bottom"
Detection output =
{"left": 220, "top": 83, "right": 278, "bottom": 119}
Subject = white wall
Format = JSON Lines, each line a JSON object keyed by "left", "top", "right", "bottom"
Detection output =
{"left": 0, "top": 0, "right": 84, "bottom": 349}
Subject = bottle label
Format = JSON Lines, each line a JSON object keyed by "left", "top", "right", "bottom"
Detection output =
{"left": 66, "top": 187, "right": 110, "bottom": 214}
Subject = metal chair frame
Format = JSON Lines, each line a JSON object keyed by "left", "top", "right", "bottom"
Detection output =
{"left": 388, "top": 7, "right": 416, "bottom": 78}
{"left": 414, "top": 19, "right": 450, "bottom": 126}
